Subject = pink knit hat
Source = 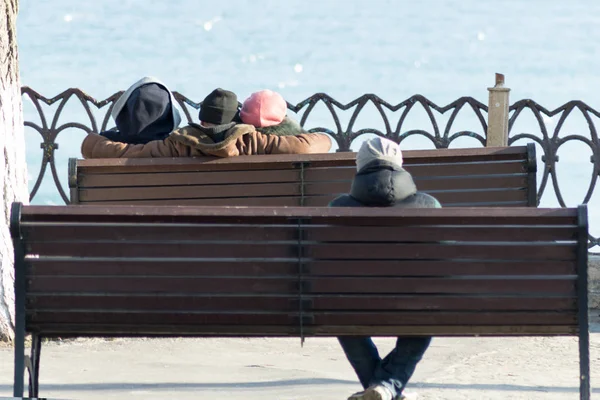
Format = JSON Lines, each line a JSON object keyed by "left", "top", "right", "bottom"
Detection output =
{"left": 240, "top": 90, "right": 287, "bottom": 127}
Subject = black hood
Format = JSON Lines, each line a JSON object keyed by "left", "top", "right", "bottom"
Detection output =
{"left": 349, "top": 160, "right": 417, "bottom": 206}
{"left": 101, "top": 83, "right": 178, "bottom": 144}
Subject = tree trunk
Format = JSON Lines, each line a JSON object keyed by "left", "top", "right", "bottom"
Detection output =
{"left": 0, "top": 0, "right": 27, "bottom": 341}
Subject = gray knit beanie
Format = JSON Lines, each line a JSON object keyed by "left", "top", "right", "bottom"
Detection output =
{"left": 356, "top": 137, "right": 404, "bottom": 171}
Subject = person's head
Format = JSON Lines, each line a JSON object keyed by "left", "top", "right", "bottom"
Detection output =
{"left": 199, "top": 88, "right": 239, "bottom": 126}
{"left": 240, "top": 89, "right": 287, "bottom": 128}
{"left": 108, "top": 77, "right": 182, "bottom": 144}
{"left": 356, "top": 137, "right": 403, "bottom": 172}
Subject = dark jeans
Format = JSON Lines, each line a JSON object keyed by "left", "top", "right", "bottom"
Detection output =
{"left": 338, "top": 336, "right": 432, "bottom": 398}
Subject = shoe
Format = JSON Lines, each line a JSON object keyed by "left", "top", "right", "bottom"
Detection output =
{"left": 347, "top": 385, "right": 394, "bottom": 400}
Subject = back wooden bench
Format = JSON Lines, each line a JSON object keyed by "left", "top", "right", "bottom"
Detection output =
{"left": 11, "top": 203, "right": 590, "bottom": 399}
{"left": 69, "top": 144, "right": 538, "bottom": 207}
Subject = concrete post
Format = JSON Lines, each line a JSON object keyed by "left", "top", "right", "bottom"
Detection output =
{"left": 0, "top": 0, "right": 28, "bottom": 341}
{"left": 486, "top": 73, "right": 510, "bottom": 147}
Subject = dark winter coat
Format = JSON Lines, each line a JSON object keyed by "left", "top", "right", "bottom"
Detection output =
{"left": 328, "top": 160, "right": 441, "bottom": 208}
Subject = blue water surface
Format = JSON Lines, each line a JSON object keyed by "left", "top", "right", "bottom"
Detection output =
{"left": 16, "top": 0, "right": 600, "bottom": 239}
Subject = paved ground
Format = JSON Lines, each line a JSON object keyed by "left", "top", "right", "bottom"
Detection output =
{"left": 1, "top": 319, "right": 599, "bottom": 399}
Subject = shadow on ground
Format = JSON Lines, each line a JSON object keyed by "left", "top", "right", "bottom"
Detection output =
{"left": 0, "top": 380, "right": 597, "bottom": 393}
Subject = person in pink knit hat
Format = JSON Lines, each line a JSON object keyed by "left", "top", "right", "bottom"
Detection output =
{"left": 240, "top": 89, "right": 326, "bottom": 139}
{"left": 240, "top": 89, "right": 288, "bottom": 128}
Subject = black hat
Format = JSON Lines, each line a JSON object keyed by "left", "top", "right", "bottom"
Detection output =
{"left": 199, "top": 88, "right": 239, "bottom": 125}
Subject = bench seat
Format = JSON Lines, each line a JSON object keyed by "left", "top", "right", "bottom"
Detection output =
{"left": 10, "top": 203, "right": 589, "bottom": 398}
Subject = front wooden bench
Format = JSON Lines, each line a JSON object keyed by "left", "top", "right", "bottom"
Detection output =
{"left": 11, "top": 203, "right": 590, "bottom": 398}
{"left": 69, "top": 144, "right": 537, "bottom": 207}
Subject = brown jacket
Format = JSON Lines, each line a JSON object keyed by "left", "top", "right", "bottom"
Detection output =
{"left": 81, "top": 123, "right": 332, "bottom": 159}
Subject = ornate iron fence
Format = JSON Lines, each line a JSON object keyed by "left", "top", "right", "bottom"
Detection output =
{"left": 21, "top": 86, "right": 600, "bottom": 249}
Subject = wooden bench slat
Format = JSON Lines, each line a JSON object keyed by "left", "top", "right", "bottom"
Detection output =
{"left": 28, "top": 311, "right": 296, "bottom": 325}
{"left": 26, "top": 242, "right": 298, "bottom": 259}
{"left": 308, "top": 277, "right": 575, "bottom": 294}
{"left": 79, "top": 182, "right": 303, "bottom": 202}
{"left": 414, "top": 175, "right": 528, "bottom": 191}
{"left": 309, "top": 296, "right": 577, "bottom": 311}
{"left": 21, "top": 223, "right": 578, "bottom": 243}
{"left": 304, "top": 176, "right": 529, "bottom": 195}
{"left": 28, "top": 276, "right": 297, "bottom": 293}
{"left": 305, "top": 243, "right": 576, "bottom": 260}
{"left": 28, "top": 259, "right": 301, "bottom": 276}
{"left": 304, "top": 162, "right": 527, "bottom": 183}
{"left": 305, "top": 260, "right": 577, "bottom": 276}
{"left": 76, "top": 162, "right": 528, "bottom": 189}
{"left": 73, "top": 146, "right": 531, "bottom": 174}
{"left": 27, "top": 295, "right": 577, "bottom": 311}
{"left": 27, "top": 310, "right": 577, "bottom": 326}
{"left": 79, "top": 169, "right": 302, "bottom": 188}
{"left": 77, "top": 179, "right": 529, "bottom": 203}
{"left": 19, "top": 206, "right": 577, "bottom": 225}
{"left": 25, "top": 241, "right": 576, "bottom": 261}
{"left": 27, "top": 259, "right": 578, "bottom": 276}
{"left": 312, "top": 312, "right": 578, "bottom": 326}
{"left": 25, "top": 323, "right": 577, "bottom": 337}
{"left": 307, "top": 226, "right": 576, "bottom": 242}
{"left": 28, "top": 276, "right": 575, "bottom": 295}
{"left": 25, "top": 224, "right": 298, "bottom": 242}
{"left": 310, "top": 325, "right": 578, "bottom": 336}
{"left": 78, "top": 195, "right": 529, "bottom": 207}
{"left": 93, "top": 196, "right": 308, "bottom": 206}
{"left": 428, "top": 189, "right": 526, "bottom": 205}
{"left": 408, "top": 161, "right": 526, "bottom": 175}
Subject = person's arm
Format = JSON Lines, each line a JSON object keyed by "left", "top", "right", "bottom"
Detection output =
{"left": 260, "top": 132, "right": 332, "bottom": 154}
{"left": 81, "top": 133, "right": 182, "bottom": 159}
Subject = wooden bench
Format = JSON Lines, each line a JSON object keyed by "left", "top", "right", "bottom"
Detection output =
{"left": 69, "top": 144, "right": 538, "bottom": 207}
{"left": 11, "top": 202, "right": 590, "bottom": 398}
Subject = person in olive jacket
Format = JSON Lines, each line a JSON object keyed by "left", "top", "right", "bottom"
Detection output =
{"left": 329, "top": 137, "right": 440, "bottom": 400}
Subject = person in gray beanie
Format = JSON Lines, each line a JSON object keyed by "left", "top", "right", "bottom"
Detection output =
{"left": 329, "top": 137, "right": 440, "bottom": 400}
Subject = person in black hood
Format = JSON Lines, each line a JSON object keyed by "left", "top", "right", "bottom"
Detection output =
{"left": 329, "top": 137, "right": 440, "bottom": 400}
{"left": 101, "top": 77, "right": 182, "bottom": 144}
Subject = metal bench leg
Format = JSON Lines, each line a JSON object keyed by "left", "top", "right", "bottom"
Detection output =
{"left": 579, "top": 326, "right": 590, "bottom": 400}
{"left": 12, "top": 321, "right": 25, "bottom": 397}
{"left": 576, "top": 205, "right": 590, "bottom": 400}
{"left": 12, "top": 202, "right": 26, "bottom": 397}
{"left": 27, "top": 334, "right": 42, "bottom": 398}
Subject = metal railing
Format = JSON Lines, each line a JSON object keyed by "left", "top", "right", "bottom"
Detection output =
{"left": 21, "top": 84, "right": 600, "bottom": 249}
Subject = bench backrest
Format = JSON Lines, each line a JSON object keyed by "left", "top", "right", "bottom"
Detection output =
{"left": 11, "top": 203, "right": 586, "bottom": 338}
{"left": 69, "top": 144, "right": 537, "bottom": 207}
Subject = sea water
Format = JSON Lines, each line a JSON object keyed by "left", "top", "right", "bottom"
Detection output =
{"left": 16, "top": 0, "right": 600, "bottom": 243}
